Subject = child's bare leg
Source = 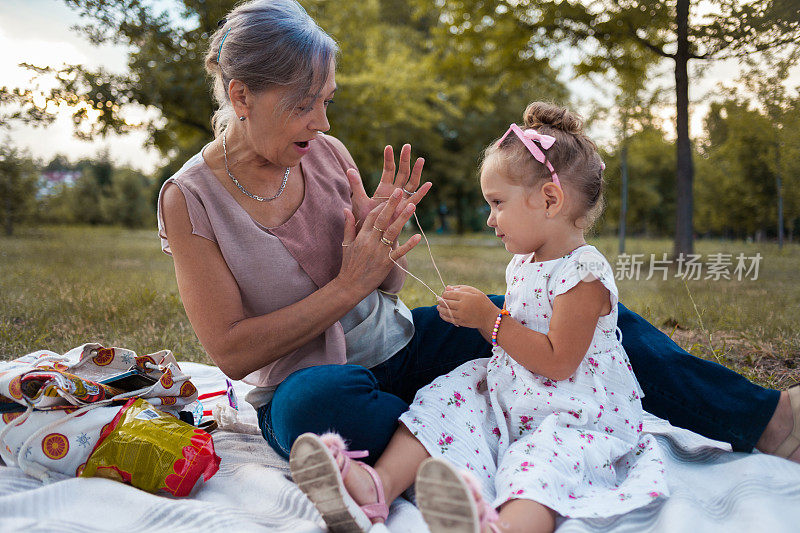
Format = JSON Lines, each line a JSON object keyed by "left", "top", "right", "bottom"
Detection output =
{"left": 494, "top": 499, "right": 557, "bottom": 533}
{"left": 342, "top": 424, "right": 429, "bottom": 507}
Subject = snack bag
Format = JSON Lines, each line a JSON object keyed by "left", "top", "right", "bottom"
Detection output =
{"left": 80, "top": 398, "right": 220, "bottom": 496}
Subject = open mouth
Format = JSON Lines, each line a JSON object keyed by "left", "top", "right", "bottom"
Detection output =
{"left": 294, "top": 141, "right": 309, "bottom": 148}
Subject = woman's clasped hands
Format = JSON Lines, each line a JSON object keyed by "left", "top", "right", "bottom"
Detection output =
{"left": 337, "top": 144, "right": 432, "bottom": 295}
{"left": 346, "top": 144, "right": 432, "bottom": 230}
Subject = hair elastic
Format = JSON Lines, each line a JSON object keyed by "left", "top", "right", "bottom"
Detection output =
{"left": 217, "top": 27, "right": 232, "bottom": 62}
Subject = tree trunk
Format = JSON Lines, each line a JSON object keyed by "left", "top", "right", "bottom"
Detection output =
{"left": 775, "top": 143, "right": 784, "bottom": 249}
{"left": 455, "top": 185, "right": 465, "bottom": 234}
{"left": 4, "top": 192, "right": 12, "bottom": 236}
{"left": 673, "top": 0, "right": 694, "bottom": 257}
{"left": 619, "top": 142, "right": 629, "bottom": 254}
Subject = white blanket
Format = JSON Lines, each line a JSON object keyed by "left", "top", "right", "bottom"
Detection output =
{"left": 1, "top": 362, "right": 798, "bottom": 532}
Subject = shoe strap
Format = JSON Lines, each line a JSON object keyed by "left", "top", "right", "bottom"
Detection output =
{"left": 478, "top": 501, "right": 501, "bottom": 532}
{"left": 354, "top": 461, "right": 389, "bottom": 521}
{"left": 461, "top": 471, "right": 501, "bottom": 532}
{"left": 323, "top": 439, "right": 387, "bottom": 522}
{"left": 775, "top": 384, "right": 800, "bottom": 458}
{"left": 337, "top": 448, "right": 368, "bottom": 480}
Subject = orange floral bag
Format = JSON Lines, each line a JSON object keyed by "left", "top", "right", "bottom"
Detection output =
{"left": 0, "top": 344, "right": 219, "bottom": 495}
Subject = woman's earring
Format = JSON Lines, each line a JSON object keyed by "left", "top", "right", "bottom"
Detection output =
{"left": 239, "top": 116, "right": 246, "bottom": 121}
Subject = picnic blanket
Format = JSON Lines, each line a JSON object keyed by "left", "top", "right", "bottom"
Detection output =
{"left": 0, "top": 361, "right": 798, "bottom": 532}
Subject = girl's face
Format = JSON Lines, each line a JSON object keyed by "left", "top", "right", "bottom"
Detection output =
{"left": 240, "top": 63, "right": 336, "bottom": 168}
{"left": 480, "top": 159, "right": 547, "bottom": 255}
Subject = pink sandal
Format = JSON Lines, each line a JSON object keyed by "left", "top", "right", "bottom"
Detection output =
{"left": 416, "top": 457, "right": 501, "bottom": 533}
{"left": 290, "top": 432, "right": 388, "bottom": 532}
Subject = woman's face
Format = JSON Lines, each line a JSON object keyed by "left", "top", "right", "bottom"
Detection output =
{"left": 245, "top": 63, "right": 336, "bottom": 168}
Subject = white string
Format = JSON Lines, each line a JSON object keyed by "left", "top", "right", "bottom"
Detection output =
{"left": 360, "top": 197, "right": 455, "bottom": 322}
{"left": 412, "top": 210, "right": 447, "bottom": 291}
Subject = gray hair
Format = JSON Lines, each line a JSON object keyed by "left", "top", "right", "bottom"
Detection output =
{"left": 204, "top": 0, "right": 338, "bottom": 137}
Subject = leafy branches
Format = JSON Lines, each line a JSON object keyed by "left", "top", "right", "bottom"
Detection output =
{"left": 3, "top": 0, "right": 225, "bottom": 156}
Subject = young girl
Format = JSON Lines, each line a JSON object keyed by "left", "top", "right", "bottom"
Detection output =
{"left": 289, "top": 102, "right": 668, "bottom": 533}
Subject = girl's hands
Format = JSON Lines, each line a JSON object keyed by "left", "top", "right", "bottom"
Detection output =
{"left": 337, "top": 188, "right": 422, "bottom": 296}
{"left": 437, "top": 285, "right": 500, "bottom": 334}
{"left": 346, "top": 144, "right": 432, "bottom": 230}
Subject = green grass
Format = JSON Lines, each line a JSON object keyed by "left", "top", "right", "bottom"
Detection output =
{"left": 1, "top": 226, "right": 798, "bottom": 389}
{"left": 0, "top": 226, "right": 202, "bottom": 360}
{"left": 404, "top": 234, "right": 800, "bottom": 389}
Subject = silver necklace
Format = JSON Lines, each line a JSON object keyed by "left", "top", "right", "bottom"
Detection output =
{"left": 222, "top": 129, "right": 290, "bottom": 202}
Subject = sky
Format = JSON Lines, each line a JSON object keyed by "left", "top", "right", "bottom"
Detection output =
{"left": 2, "top": 0, "right": 798, "bottom": 174}
{"left": 0, "top": 0, "right": 163, "bottom": 172}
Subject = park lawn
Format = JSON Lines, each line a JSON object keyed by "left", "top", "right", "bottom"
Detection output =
{"left": 1, "top": 226, "right": 798, "bottom": 389}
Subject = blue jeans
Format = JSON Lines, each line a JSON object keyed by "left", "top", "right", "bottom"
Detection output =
{"left": 258, "top": 298, "right": 778, "bottom": 462}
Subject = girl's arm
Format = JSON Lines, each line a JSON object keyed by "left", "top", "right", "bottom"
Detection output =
{"left": 438, "top": 281, "right": 611, "bottom": 381}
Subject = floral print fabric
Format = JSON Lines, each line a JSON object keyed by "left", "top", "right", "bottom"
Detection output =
{"left": 400, "top": 245, "right": 668, "bottom": 518}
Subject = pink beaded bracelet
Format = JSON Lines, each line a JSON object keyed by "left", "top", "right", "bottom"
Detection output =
{"left": 491, "top": 309, "right": 510, "bottom": 347}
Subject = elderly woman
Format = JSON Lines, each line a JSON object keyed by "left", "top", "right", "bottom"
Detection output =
{"left": 158, "top": 0, "right": 798, "bottom": 522}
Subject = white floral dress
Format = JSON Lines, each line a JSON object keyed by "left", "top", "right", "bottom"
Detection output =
{"left": 400, "top": 245, "right": 668, "bottom": 518}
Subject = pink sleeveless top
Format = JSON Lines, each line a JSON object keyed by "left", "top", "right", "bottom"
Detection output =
{"left": 157, "top": 135, "right": 354, "bottom": 388}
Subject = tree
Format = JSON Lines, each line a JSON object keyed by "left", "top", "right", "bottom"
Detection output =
{"left": 99, "top": 168, "right": 154, "bottom": 228}
{"left": 574, "top": 0, "right": 798, "bottom": 254}
{"left": 696, "top": 100, "right": 776, "bottom": 238}
{"left": 6, "top": 0, "right": 464, "bottom": 169}
{"left": 695, "top": 70, "right": 800, "bottom": 240}
{"left": 403, "top": 0, "right": 569, "bottom": 231}
{"left": 734, "top": 50, "right": 800, "bottom": 247}
{"left": 8, "top": 1, "right": 225, "bottom": 159}
{"left": 305, "top": 0, "right": 463, "bottom": 186}
{"left": 38, "top": 152, "right": 154, "bottom": 228}
{"left": 0, "top": 142, "right": 38, "bottom": 236}
{"left": 604, "top": 126, "right": 677, "bottom": 236}
{"left": 582, "top": 43, "right": 665, "bottom": 251}
{"left": 4, "top": 0, "right": 566, "bottom": 233}
{"left": 436, "top": 0, "right": 800, "bottom": 252}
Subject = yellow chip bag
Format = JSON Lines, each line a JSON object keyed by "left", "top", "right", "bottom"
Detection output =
{"left": 80, "top": 398, "right": 220, "bottom": 496}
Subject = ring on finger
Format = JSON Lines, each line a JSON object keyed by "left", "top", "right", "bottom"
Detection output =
{"left": 380, "top": 236, "right": 394, "bottom": 247}
{"left": 373, "top": 224, "right": 385, "bottom": 233}
{"left": 401, "top": 187, "right": 415, "bottom": 196}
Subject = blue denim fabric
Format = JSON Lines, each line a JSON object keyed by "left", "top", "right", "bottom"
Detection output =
{"left": 258, "top": 295, "right": 504, "bottom": 462}
{"left": 259, "top": 297, "right": 778, "bottom": 461}
{"left": 617, "top": 302, "right": 778, "bottom": 451}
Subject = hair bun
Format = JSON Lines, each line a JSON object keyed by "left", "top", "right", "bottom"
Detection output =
{"left": 523, "top": 102, "right": 584, "bottom": 135}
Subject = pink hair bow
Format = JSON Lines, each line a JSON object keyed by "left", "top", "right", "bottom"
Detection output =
{"left": 521, "top": 127, "right": 556, "bottom": 149}
{"left": 498, "top": 123, "right": 560, "bottom": 186}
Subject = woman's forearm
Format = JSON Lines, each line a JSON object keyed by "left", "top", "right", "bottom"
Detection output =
{"left": 205, "top": 277, "right": 365, "bottom": 380}
{"left": 168, "top": 177, "right": 421, "bottom": 382}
